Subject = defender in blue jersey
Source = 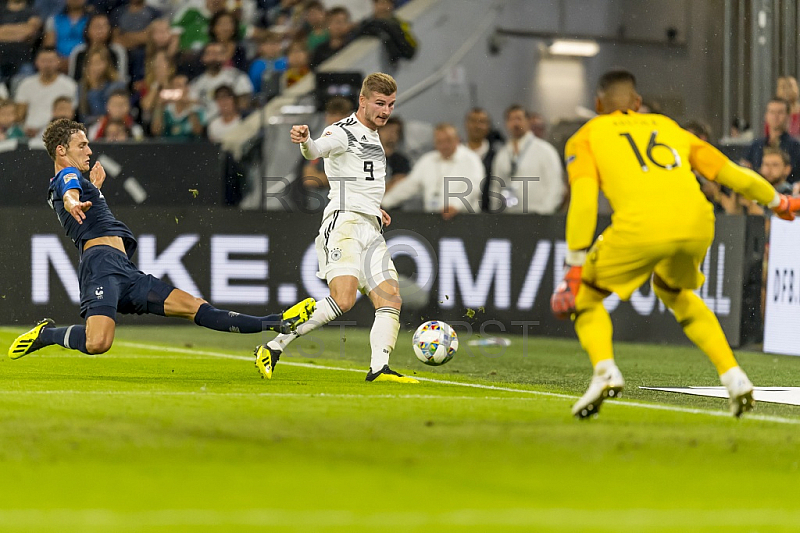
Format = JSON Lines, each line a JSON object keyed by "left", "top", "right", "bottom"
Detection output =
{"left": 8, "top": 119, "right": 315, "bottom": 374}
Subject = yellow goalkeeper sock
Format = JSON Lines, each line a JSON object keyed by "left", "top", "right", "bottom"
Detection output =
{"left": 653, "top": 282, "right": 738, "bottom": 375}
{"left": 573, "top": 285, "right": 615, "bottom": 367}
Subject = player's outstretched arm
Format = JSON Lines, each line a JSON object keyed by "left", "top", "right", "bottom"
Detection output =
{"left": 63, "top": 189, "right": 92, "bottom": 224}
{"left": 291, "top": 124, "right": 348, "bottom": 161}
{"left": 689, "top": 137, "right": 799, "bottom": 219}
{"left": 290, "top": 124, "right": 322, "bottom": 161}
{"left": 715, "top": 161, "right": 796, "bottom": 220}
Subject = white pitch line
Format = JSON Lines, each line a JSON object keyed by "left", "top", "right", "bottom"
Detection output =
{"left": 113, "top": 341, "right": 800, "bottom": 425}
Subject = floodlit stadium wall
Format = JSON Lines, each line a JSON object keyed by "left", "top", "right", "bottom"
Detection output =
{"left": 0, "top": 208, "right": 764, "bottom": 347}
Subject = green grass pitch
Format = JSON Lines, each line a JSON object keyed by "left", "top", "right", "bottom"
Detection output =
{"left": 1, "top": 323, "right": 799, "bottom": 532}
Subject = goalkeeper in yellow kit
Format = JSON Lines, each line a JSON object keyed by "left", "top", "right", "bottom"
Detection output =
{"left": 551, "top": 69, "right": 800, "bottom": 419}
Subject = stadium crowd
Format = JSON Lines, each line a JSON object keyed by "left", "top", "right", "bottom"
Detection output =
{"left": 3, "top": 0, "right": 797, "bottom": 220}
{"left": 0, "top": 0, "right": 416, "bottom": 142}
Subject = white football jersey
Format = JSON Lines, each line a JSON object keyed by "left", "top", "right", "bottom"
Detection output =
{"left": 314, "top": 113, "right": 387, "bottom": 219}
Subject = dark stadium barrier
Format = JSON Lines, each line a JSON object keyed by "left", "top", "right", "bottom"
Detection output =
{"left": 2, "top": 142, "right": 223, "bottom": 207}
{"left": 0, "top": 208, "right": 763, "bottom": 347}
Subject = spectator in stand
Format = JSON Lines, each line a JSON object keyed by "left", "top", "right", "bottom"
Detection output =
{"left": 684, "top": 119, "right": 711, "bottom": 141}
{"left": 309, "top": 6, "right": 351, "bottom": 69}
{"left": 743, "top": 97, "right": 800, "bottom": 184}
{"left": 77, "top": 47, "right": 127, "bottom": 124}
{"left": 0, "top": 0, "right": 42, "bottom": 82}
{"left": 381, "top": 115, "right": 410, "bottom": 192}
{"left": 729, "top": 117, "right": 751, "bottom": 140}
{"left": 111, "top": 0, "right": 162, "bottom": 83}
{"left": 261, "top": 0, "right": 301, "bottom": 31}
{"left": 0, "top": 98, "right": 25, "bottom": 140}
{"left": 15, "top": 47, "right": 77, "bottom": 136}
{"left": 358, "top": 0, "right": 416, "bottom": 65}
{"left": 68, "top": 13, "right": 128, "bottom": 81}
{"left": 464, "top": 107, "right": 499, "bottom": 212}
{"left": 529, "top": 111, "right": 546, "bottom": 139}
{"left": 34, "top": 0, "right": 64, "bottom": 21}
{"left": 189, "top": 41, "right": 253, "bottom": 119}
{"left": 281, "top": 39, "right": 309, "bottom": 90}
{"left": 30, "top": 94, "right": 75, "bottom": 140}
{"left": 101, "top": 117, "right": 130, "bottom": 140}
{"left": 290, "top": 95, "right": 351, "bottom": 212}
{"left": 150, "top": 73, "right": 205, "bottom": 139}
{"left": 208, "top": 10, "right": 247, "bottom": 72}
{"left": 88, "top": 88, "right": 144, "bottom": 140}
{"left": 138, "top": 49, "right": 174, "bottom": 125}
{"left": 43, "top": 0, "right": 90, "bottom": 69}
{"left": 684, "top": 119, "right": 724, "bottom": 214}
{"left": 760, "top": 147, "right": 794, "bottom": 195}
{"left": 145, "top": 18, "right": 179, "bottom": 64}
{"left": 206, "top": 84, "right": 240, "bottom": 142}
{"left": 301, "top": 0, "right": 327, "bottom": 52}
{"left": 718, "top": 148, "right": 792, "bottom": 215}
{"left": 249, "top": 30, "right": 286, "bottom": 96}
{"left": 490, "top": 104, "right": 564, "bottom": 214}
{"left": 775, "top": 76, "right": 800, "bottom": 138}
{"left": 383, "top": 123, "right": 483, "bottom": 218}
{"left": 173, "top": 0, "right": 226, "bottom": 52}
{"left": 50, "top": 94, "right": 75, "bottom": 120}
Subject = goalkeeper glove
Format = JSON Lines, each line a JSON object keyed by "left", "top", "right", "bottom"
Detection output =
{"left": 551, "top": 264, "right": 583, "bottom": 320}
{"left": 772, "top": 194, "right": 800, "bottom": 221}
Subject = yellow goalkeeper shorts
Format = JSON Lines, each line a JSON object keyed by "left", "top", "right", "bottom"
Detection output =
{"left": 581, "top": 227, "right": 714, "bottom": 300}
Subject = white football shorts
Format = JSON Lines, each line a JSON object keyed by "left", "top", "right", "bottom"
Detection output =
{"left": 315, "top": 210, "right": 398, "bottom": 293}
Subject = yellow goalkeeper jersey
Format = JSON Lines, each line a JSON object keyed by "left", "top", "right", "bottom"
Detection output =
{"left": 565, "top": 110, "right": 728, "bottom": 245}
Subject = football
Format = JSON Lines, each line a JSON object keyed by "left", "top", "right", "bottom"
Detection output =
{"left": 412, "top": 320, "right": 458, "bottom": 366}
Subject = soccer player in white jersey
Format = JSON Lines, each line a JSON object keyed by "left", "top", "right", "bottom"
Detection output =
{"left": 254, "top": 72, "right": 418, "bottom": 383}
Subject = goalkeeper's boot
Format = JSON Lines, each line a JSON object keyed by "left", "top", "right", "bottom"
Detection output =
{"left": 8, "top": 318, "right": 55, "bottom": 360}
{"left": 720, "top": 366, "right": 755, "bottom": 417}
{"left": 276, "top": 298, "right": 316, "bottom": 334}
{"left": 366, "top": 364, "right": 419, "bottom": 384}
{"left": 572, "top": 361, "right": 625, "bottom": 419}
{"left": 254, "top": 344, "right": 281, "bottom": 379}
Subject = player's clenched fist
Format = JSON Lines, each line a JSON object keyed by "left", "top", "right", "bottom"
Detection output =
{"left": 290, "top": 125, "right": 310, "bottom": 144}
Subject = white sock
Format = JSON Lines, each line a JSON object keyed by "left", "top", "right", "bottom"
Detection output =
{"left": 370, "top": 307, "right": 400, "bottom": 372}
{"left": 268, "top": 296, "right": 343, "bottom": 351}
{"left": 593, "top": 359, "right": 618, "bottom": 376}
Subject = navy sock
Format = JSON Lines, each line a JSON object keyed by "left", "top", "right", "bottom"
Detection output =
{"left": 40, "top": 325, "right": 90, "bottom": 354}
{"left": 193, "top": 303, "right": 281, "bottom": 333}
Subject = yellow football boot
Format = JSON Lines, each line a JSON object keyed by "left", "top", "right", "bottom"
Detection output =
{"left": 277, "top": 297, "right": 316, "bottom": 334}
{"left": 8, "top": 318, "right": 55, "bottom": 360}
{"left": 254, "top": 344, "right": 281, "bottom": 379}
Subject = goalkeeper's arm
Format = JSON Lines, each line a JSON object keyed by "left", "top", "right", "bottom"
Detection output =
{"left": 551, "top": 176, "right": 597, "bottom": 319}
{"left": 565, "top": 176, "right": 598, "bottom": 266}
{"left": 714, "top": 161, "right": 796, "bottom": 219}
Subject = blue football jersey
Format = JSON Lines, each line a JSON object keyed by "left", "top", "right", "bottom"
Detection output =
{"left": 48, "top": 166, "right": 137, "bottom": 257}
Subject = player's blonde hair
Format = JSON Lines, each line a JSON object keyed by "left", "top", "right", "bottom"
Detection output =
{"left": 361, "top": 72, "right": 397, "bottom": 98}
